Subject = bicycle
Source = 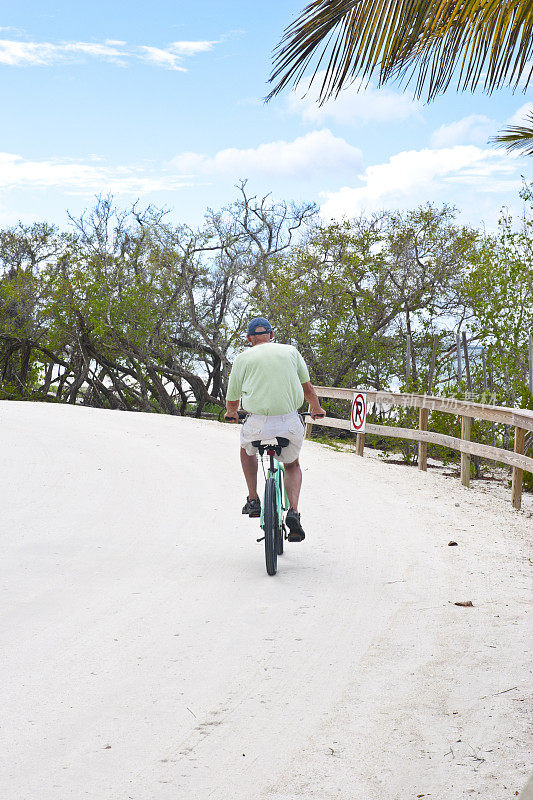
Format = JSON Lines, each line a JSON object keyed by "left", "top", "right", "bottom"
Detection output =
{"left": 226, "top": 411, "right": 323, "bottom": 576}
{"left": 253, "top": 433, "right": 289, "bottom": 575}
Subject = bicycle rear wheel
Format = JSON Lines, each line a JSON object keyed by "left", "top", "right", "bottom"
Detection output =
{"left": 263, "top": 477, "right": 278, "bottom": 576}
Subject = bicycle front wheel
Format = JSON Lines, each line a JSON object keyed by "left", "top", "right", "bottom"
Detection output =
{"left": 263, "top": 477, "right": 278, "bottom": 576}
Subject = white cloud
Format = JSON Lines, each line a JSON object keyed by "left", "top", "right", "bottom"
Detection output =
{"left": 0, "top": 41, "right": 59, "bottom": 66}
{"left": 63, "top": 41, "right": 127, "bottom": 67}
{"left": 288, "top": 73, "right": 421, "bottom": 126}
{"left": 137, "top": 46, "right": 187, "bottom": 72}
{"left": 171, "top": 41, "right": 217, "bottom": 56}
{"left": 0, "top": 37, "right": 218, "bottom": 70}
{"left": 139, "top": 40, "right": 217, "bottom": 70}
{"left": 320, "top": 146, "right": 521, "bottom": 219}
{"left": 171, "top": 130, "right": 363, "bottom": 179}
{"left": 64, "top": 42, "right": 124, "bottom": 57}
{"left": 507, "top": 102, "right": 533, "bottom": 125}
{"left": 430, "top": 115, "right": 494, "bottom": 147}
{"left": 0, "top": 152, "right": 193, "bottom": 195}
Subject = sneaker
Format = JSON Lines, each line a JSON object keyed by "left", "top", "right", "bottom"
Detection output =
{"left": 242, "top": 496, "right": 261, "bottom": 517}
{"left": 286, "top": 508, "right": 305, "bottom": 541}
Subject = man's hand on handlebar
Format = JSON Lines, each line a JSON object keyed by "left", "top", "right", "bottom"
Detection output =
{"left": 308, "top": 403, "right": 326, "bottom": 420}
{"left": 225, "top": 400, "right": 240, "bottom": 423}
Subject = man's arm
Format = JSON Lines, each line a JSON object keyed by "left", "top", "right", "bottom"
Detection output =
{"left": 225, "top": 399, "right": 240, "bottom": 422}
{"left": 295, "top": 350, "right": 324, "bottom": 419}
{"left": 302, "top": 381, "right": 326, "bottom": 419}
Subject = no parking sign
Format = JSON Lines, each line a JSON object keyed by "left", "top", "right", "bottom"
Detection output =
{"left": 350, "top": 392, "right": 367, "bottom": 433}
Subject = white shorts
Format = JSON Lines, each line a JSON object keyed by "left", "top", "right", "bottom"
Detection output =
{"left": 240, "top": 411, "right": 305, "bottom": 463}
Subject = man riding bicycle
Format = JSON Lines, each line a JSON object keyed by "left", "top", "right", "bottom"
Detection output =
{"left": 225, "top": 317, "right": 325, "bottom": 542}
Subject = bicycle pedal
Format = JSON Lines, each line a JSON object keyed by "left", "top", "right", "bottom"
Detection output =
{"left": 256, "top": 536, "right": 265, "bottom": 543}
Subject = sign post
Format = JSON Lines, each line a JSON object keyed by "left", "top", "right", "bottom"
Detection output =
{"left": 350, "top": 392, "right": 367, "bottom": 455}
{"left": 350, "top": 392, "right": 367, "bottom": 433}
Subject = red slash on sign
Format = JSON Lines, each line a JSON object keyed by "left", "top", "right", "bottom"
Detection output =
{"left": 350, "top": 392, "right": 367, "bottom": 432}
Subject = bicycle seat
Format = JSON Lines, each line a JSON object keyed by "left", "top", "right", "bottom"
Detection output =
{"left": 251, "top": 436, "right": 290, "bottom": 456}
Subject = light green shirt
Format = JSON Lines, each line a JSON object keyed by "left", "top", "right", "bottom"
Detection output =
{"left": 226, "top": 342, "right": 310, "bottom": 415}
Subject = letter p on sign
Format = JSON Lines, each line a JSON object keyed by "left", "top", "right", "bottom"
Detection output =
{"left": 350, "top": 392, "right": 367, "bottom": 433}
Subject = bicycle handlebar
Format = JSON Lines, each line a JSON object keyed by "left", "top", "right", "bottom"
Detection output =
{"left": 223, "top": 411, "right": 325, "bottom": 423}
{"left": 223, "top": 411, "right": 248, "bottom": 423}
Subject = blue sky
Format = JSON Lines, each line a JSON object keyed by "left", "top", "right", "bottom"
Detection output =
{"left": 0, "top": 0, "right": 531, "bottom": 231}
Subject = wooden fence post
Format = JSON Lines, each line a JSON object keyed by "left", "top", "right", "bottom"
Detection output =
{"left": 356, "top": 432, "right": 365, "bottom": 456}
{"left": 461, "top": 415, "right": 472, "bottom": 487}
{"left": 511, "top": 426, "right": 526, "bottom": 510}
{"left": 418, "top": 407, "right": 429, "bottom": 471}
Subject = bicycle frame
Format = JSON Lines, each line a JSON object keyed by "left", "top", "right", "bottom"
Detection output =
{"left": 260, "top": 455, "right": 288, "bottom": 530}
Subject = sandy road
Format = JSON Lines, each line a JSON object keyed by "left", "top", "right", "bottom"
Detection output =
{"left": 0, "top": 402, "right": 530, "bottom": 799}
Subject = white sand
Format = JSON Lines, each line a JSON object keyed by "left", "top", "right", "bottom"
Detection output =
{"left": 0, "top": 401, "right": 530, "bottom": 800}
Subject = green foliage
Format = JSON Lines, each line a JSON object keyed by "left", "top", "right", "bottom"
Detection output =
{"left": 254, "top": 205, "right": 475, "bottom": 393}
{"left": 0, "top": 190, "right": 316, "bottom": 412}
{"left": 270, "top": 0, "right": 533, "bottom": 103}
{"left": 493, "top": 112, "right": 533, "bottom": 156}
{"left": 462, "top": 182, "right": 533, "bottom": 405}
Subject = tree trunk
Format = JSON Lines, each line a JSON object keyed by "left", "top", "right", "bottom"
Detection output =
{"left": 405, "top": 308, "right": 418, "bottom": 385}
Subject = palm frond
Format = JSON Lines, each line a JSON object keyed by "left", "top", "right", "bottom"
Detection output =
{"left": 492, "top": 112, "right": 533, "bottom": 155}
{"left": 267, "top": 0, "right": 533, "bottom": 103}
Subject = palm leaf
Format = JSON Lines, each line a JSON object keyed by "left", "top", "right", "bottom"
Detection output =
{"left": 267, "top": 0, "right": 533, "bottom": 103}
{"left": 492, "top": 112, "right": 533, "bottom": 155}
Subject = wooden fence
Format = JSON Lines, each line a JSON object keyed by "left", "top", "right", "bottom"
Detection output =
{"left": 307, "top": 387, "right": 533, "bottom": 511}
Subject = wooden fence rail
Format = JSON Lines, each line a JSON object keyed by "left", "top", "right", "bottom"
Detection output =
{"left": 309, "top": 387, "right": 533, "bottom": 511}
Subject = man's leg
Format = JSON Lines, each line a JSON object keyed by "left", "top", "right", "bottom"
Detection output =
{"left": 240, "top": 447, "right": 259, "bottom": 499}
{"left": 284, "top": 457, "right": 305, "bottom": 541}
{"left": 284, "top": 458, "right": 302, "bottom": 511}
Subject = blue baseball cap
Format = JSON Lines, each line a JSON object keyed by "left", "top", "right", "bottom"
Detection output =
{"left": 247, "top": 317, "right": 272, "bottom": 336}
